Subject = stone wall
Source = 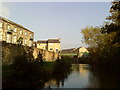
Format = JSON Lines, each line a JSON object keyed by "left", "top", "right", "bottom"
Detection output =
{"left": 2, "top": 42, "right": 60, "bottom": 65}
{"left": 33, "top": 48, "right": 60, "bottom": 62}
{"left": 2, "top": 42, "right": 29, "bottom": 65}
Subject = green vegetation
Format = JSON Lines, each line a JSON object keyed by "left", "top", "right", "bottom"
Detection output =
{"left": 2, "top": 48, "right": 72, "bottom": 88}
{"left": 81, "top": 1, "right": 120, "bottom": 70}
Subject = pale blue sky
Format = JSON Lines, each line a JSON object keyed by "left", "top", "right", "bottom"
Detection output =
{"left": 2, "top": 2, "right": 111, "bottom": 49}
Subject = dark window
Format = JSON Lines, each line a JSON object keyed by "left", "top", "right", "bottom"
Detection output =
{"left": 50, "top": 48, "right": 53, "bottom": 50}
{"left": 56, "top": 49, "right": 58, "bottom": 52}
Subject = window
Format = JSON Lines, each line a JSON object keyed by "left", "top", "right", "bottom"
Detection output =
{"left": 20, "top": 30, "right": 22, "bottom": 34}
{"left": 30, "top": 34, "right": 33, "bottom": 39}
{"left": 29, "top": 41, "right": 32, "bottom": 47}
{"left": 6, "top": 34, "right": 11, "bottom": 43}
{"left": 56, "top": 49, "right": 59, "bottom": 52}
{"left": 0, "top": 31, "right": 2, "bottom": 40}
{"left": 50, "top": 48, "right": 53, "bottom": 50}
{"left": 24, "top": 39, "right": 27, "bottom": 45}
{"left": 7, "top": 25, "right": 11, "bottom": 30}
{"left": 25, "top": 32, "right": 27, "bottom": 35}
{"left": 13, "top": 35, "right": 17, "bottom": 43}
{"left": 14, "top": 28, "right": 17, "bottom": 32}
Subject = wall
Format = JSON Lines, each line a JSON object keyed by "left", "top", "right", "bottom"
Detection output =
{"left": 37, "top": 43, "right": 47, "bottom": 50}
{"left": 0, "top": 17, "right": 34, "bottom": 47}
{"left": 48, "top": 43, "right": 60, "bottom": 53}
{"left": 33, "top": 47, "right": 60, "bottom": 62}
{"left": 2, "top": 42, "right": 30, "bottom": 65}
{"left": 2, "top": 42, "right": 59, "bottom": 65}
{"left": 78, "top": 47, "right": 89, "bottom": 57}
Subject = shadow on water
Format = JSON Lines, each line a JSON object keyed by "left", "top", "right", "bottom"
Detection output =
{"left": 87, "top": 67, "right": 120, "bottom": 88}
{"left": 44, "top": 64, "right": 120, "bottom": 88}
{"left": 3, "top": 58, "right": 120, "bottom": 89}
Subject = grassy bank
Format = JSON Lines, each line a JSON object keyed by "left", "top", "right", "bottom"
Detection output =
{"left": 2, "top": 57, "right": 72, "bottom": 88}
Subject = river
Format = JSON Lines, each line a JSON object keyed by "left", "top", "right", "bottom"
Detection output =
{"left": 44, "top": 64, "right": 120, "bottom": 88}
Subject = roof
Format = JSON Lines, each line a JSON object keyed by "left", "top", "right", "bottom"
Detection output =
{"left": 48, "top": 39, "right": 60, "bottom": 43}
{"left": 61, "top": 47, "right": 82, "bottom": 54}
{"left": 61, "top": 48, "right": 78, "bottom": 54}
{"left": 0, "top": 16, "right": 34, "bottom": 33}
{"left": 37, "top": 40, "right": 47, "bottom": 43}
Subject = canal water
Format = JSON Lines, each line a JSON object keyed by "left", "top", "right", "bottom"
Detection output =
{"left": 44, "top": 64, "right": 120, "bottom": 88}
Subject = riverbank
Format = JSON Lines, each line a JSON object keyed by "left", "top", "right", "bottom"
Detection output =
{"left": 2, "top": 58, "right": 72, "bottom": 88}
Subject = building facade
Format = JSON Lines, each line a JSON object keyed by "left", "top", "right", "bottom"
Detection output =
{"left": 37, "top": 40, "right": 47, "bottom": 50}
{"left": 36, "top": 39, "right": 60, "bottom": 53}
{"left": 0, "top": 17, "right": 34, "bottom": 47}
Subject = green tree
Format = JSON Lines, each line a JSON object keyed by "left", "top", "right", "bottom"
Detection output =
{"left": 81, "top": 26, "right": 110, "bottom": 48}
{"left": 35, "top": 52, "right": 43, "bottom": 63}
{"left": 17, "top": 37, "right": 23, "bottom": 45}
{"left": 81, "top": 26, "right": 115, "bottom": 64}
{"left": 101, "top": 1, "right": 120, "bottom": 44}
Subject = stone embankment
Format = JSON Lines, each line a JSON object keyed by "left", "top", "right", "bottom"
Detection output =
{"left": 2, "top": 42, "right": 60, "bottom": 65}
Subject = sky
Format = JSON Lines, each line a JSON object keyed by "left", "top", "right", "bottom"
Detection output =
{"left": 1, "top": 2, "right": 112, "bottom": 49}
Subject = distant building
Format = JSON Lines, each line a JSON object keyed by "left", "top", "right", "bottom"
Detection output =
{"left": 77, "top": 47, "right": 89, "bottom": 57}
{"left": 61, "top": 48, "right": 78, "bottom": 56}
{"left": 61, "top": 47, "right": 89, "bottom": 57}
{"left": 36, "top": 39, "right": 60, "bottom": 53}
{"left": 37, "top": 40, "right": 47, "bottom": 50}
{"left": 0, "top": 17, "right": 34, "bottom": 47}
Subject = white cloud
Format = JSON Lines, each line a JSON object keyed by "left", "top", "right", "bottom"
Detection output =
{"left": 0, "top": 3, "right": 10, "bottom": 18}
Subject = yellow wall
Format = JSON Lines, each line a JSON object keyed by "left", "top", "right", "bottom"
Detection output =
{"left": 79, "top": 47, "right": 89, "bottom": 53}
{"left": 0, "top": 17, "right": 34, "bottom": 47}
{"left": 33, "top": 48, "right": 61, "bottom": 61}
{"left": 37, "top": 43, "right": 47, "bottom": 50}
{"left": 48, "top": 43, "right": 60, "bottom": 53}
{"left": 78, "top": 47, "right": 89, "bottom": 57}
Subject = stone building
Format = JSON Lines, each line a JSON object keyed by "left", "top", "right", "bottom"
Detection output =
{"left": 0, "top": 17, "right": 34, "bottom": 47}
{"left": 37, "top": 40, "right": 47, "bottom": 50}
{"left": 61, "top": 47, "right": 89, "bottom": 57}
{"left": 36, "top": 39, "right": 60, "bottom": 53}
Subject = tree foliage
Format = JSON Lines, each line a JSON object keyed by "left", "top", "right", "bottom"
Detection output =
{"left": 101, "top": 1, "right": 120, "bottom": 44}
{"left": 82, "top": 2, "right": 120, "bottom": 68}
{"left": 81, "top": 26, "right": 112, "bottom": 49}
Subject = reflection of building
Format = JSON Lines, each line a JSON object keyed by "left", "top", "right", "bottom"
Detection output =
{"left": 44, "top": 79, "right": 58, "bottom": 88}
{"left": 36, "top": 39, "right": 60, "bottom": 53}
{"left": 0, "top": 17, "right": 34, "bottom": 47}
{"left": 79, "top": 64, "right": 89, "bottom": 74}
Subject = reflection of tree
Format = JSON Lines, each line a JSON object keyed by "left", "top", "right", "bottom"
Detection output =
{"left": 51, "top": 59, "right": 72, "bottom": 88}
{"left": 88, "top": 69, "right": 120, "bottom": 88}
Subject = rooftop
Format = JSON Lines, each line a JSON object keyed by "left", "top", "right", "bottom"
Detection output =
{"left": 37, "top": 40, "right": 47, "bottom": 43}
{"left": 48, "top": 39, "right": 60, "bottom": 43}
{"left": 37, "top": 39, "right": 60, "bottom": 43}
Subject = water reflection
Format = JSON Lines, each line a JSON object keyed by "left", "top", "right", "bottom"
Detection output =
{"left": 88, "top": 68, "right": 120, "bottom": 88}
{"left": 44, "top": 64, "right": 120, "bottom": 88}
{"left": 44, "top": 64, "right": 90, "bottom": 88}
